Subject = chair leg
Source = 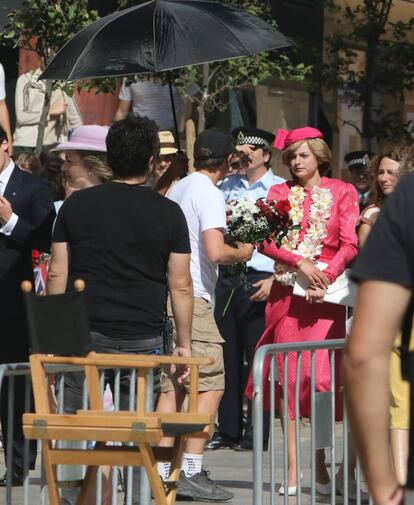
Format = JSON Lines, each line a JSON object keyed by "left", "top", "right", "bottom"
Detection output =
{"left": 139, "top": 442, "right": 167, "bottom": 505}
{"left": 42, "top": 442, "right": 61, "bottom": 505}
{"left": 166, "top": 436, "right": 185, "bottom": 505}
{"left": 75, "top": 465, "right": 98, "bottom": 505}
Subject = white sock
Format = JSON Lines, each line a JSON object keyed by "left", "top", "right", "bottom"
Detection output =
{"left": 157, "top": 462, "right": 171, "bottom": 481}
{"left": 181, "top": 452, "right": 203, "bottom": 477}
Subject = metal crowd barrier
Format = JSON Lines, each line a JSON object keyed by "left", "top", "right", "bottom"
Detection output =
{"left": 0, "top": 361, "right": 154, "bottom": 505}
{"left": 252, "top": 339, "right": 373, "bottom": 505}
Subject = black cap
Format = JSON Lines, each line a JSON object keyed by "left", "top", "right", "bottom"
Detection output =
{"left": 232, "top": 127, "right": 275, "bottom": 149}
{"left": 344, "top": 150, "right": 375, "bottom": 171}
{"left": 194, "top": 128, "right": 236, "bottom": 162}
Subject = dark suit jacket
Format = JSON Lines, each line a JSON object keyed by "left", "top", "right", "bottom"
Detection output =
{"left": 0, "top": 165, "right": 55, "bottom": 360}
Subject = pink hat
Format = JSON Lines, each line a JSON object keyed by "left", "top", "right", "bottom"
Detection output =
{"left": 273, "top": 127, "right": 324, "bottom": 151}
{"left": 52, "top": 125, "right": 109, "bottom": 152}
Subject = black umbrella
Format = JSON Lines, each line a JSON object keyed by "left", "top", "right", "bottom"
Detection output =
{"left": 41, "top": 0, "right": 292, "bottom": 145}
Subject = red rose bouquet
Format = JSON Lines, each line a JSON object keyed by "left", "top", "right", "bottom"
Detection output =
{"left": 222, "top": 197, "right": 298, "bottom": 314}
{"left": 226, "top": 197, "right": 295, "bottom": 248}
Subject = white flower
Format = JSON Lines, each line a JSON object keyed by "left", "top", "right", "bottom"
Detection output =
{"left": 273, "top": 185, "right": 333, "bottom": 286}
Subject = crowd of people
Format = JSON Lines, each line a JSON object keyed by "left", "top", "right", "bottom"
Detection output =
{"left": 0, "top": 62, "right": 413, "bottom": 505}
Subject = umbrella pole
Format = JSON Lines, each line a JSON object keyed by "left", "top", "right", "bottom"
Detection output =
{"left": 167, "top": 71, "right": 181, "bottom": 152}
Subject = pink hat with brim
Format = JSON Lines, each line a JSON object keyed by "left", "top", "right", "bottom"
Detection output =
{"left": 52, "top": 125, "right": 109, "bottom": 152}
{"left": 273, "top": 127, "right": 324, "bottom": 151}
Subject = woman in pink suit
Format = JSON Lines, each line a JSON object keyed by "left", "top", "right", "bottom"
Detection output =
{"left": 247, "top": 127, "right": 359, "bottom": 494}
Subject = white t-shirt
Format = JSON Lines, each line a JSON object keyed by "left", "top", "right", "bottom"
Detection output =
{"left": 118, "top": 79, "right": 180, "bottom": 131}
{"left": 168, "top": 172, "right": 226, "bottom": 302}
{"left": 0, "top": 64, "right": 6, "bottom": 100}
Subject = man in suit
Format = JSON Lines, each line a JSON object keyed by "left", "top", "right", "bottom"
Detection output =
{"left": 0, "top": 125, "right": 55, "bottom": 485}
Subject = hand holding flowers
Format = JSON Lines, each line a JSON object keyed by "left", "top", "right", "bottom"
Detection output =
{"left": 221, "top": 196, "right": 297, "bottom": 315}
{"left": 225, "top": 197, "right": 295, "bottom": 248}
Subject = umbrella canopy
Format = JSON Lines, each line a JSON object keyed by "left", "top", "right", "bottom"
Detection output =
{"left": 40, "top": 0, "right": 292, "bottom": 81}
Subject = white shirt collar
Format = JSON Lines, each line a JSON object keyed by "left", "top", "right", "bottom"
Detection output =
{"left": 0, "top": 159, "right": 15, "bottom": 190}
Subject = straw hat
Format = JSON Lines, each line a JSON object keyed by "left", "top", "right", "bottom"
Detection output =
{"left": 159, "top": 130, "right": 178, "bottom": 155}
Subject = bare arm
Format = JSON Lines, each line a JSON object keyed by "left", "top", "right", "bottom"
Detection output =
{"left": 167, "top": 251, "right": 193, "bottom": 383}
{"left": 168, "top": 251, "right": 193, "bottom": 351}
{"left": 114, "top": 100, "right": 131, "bottom": 122}
{"left": 0, "top": 100, "right": 12, "bottom": 155}
{"left": 358, "top": 222, "right": 372, "bottom": 248}
{"left": 344, "top": 280, "right": 410, "bottom": 505}
{"left": 203, "top": 228, "right": 253, "bottom": 265}
{"left": 46, "top": 242, "right": 70, "bottom": 294}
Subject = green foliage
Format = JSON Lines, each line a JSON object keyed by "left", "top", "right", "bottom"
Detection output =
{"left": 0, "top": 0, "right": 98, "bottom": 66}
{"left": 0, "top": 0, "right": 116, "bottom": 154}
{"left": 0, "top": 0, "right": 116, "bottom": 96}
{"left": 310, "top": 0, "right": 414, "bottom": 143}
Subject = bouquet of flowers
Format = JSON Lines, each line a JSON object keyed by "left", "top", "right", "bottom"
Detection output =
{"left": 221, "top": 197, "right": 298, "bottom": 315}
{"left": 226, "top": 196, "right": 295, "bottom": 251}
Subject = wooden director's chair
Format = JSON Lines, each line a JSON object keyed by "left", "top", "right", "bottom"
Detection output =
{"left": 20, "top": 281, "right": 213, "bottom": 505}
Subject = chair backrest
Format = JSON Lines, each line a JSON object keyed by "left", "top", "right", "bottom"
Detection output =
{"left": 22, "top": 280, "right": 91, "bottom": 355}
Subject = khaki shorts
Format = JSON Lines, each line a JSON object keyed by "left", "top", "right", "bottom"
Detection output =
{"left": 161, "top": 298, "right": 225, "bottom": 393}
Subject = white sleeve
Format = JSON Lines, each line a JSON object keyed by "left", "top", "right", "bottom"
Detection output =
{"left": 14, "top": 73, "right": 42, "bottom": 126}
{"left": 0, "top": 212, "right": 18, "bottom": 236}
{"left": 118, "top": 79, "right": 132, "bottom": 102}
{"left": 198, "top": 188, "right": 227, "bottom": 232}
{"left": 0, "top": 64, "right": 6, "bottom": 101}
{"left": 65, "top": 93, "right": 83, "bottom": 128}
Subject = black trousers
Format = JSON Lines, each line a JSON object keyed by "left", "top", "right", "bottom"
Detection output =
{"left": 214, "top": 268, "right": 270, "bottom": 442}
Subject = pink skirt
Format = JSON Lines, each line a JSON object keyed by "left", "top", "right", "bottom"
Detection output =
{"left": 245, "top": 282, "right": 345, "bottom": 419}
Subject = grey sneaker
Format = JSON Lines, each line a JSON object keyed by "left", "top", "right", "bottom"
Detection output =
{"left": 177, "top": 469, "right": 234, "bottom": 502}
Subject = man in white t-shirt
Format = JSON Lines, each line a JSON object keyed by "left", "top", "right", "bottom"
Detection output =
{"left": 157, "top": 129, "right": 253, "bottom": 502}
{"left": 0, "top": 64, "right": 13, "bottom": 155}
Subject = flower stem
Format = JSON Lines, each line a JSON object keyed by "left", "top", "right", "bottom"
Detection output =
{"left": 222, "top": 288, "right": 236, "bottom": 317}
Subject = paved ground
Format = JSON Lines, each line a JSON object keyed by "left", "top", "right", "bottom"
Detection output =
{"left": 0, "top": 421, "right": 368, "bottom": 505}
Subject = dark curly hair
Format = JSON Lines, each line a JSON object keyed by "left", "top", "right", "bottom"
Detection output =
{"left": 38, "top": 150, "right": 65, "bottom": 201}
{"left": 106, "top": 114, "right": 160, "bottom": 178}
{"left": 369, "top": 144, "right": 411, "bottom": 207}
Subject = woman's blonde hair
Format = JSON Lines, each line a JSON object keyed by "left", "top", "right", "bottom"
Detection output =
{"left": 369, "top": 144, "right": 412, "bottom": 206}
{"left": 75, "top": 150, "right": 113, "bottom": 183}
{"left": 15, "top": 152, "right": 41, "bottom": 174}
{"left": 281, "top": 138, "right": 332, "bottom": 175}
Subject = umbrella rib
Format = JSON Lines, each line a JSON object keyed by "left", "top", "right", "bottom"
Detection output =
{"left": 153, "top": 1, "right": 158, "bottom": 71}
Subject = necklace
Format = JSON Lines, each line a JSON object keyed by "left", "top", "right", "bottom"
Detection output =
{"left": 274, "top": 184, "right": 333, "bottom": 286}
{"left": 112, "top": 178, "right": 147, "bottom": 185}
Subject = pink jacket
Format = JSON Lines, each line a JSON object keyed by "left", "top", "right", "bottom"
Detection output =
{"left": 259, "top": 177, "right": 359, "bottom": 283}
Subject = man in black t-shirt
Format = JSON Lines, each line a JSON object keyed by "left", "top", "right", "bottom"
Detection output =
{"left": 47, "top": 114, "right": 193, "bottom": 504}
{"left": 49, "top": 114, "right": 192, "bottom": 360}
{"left": 345, "top": 172, "right": 414, "bottom": 505}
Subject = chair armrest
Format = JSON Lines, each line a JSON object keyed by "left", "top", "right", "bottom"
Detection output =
{"left": 31, "top": 353, "right": 160, "bottom": 369}
{"left": 91, "top": 353, "right": 213, "bottom": 367}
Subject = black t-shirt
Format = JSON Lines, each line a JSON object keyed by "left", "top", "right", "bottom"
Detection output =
{"left": 351, "top": 172, "right": 414, "bottom": 289}
{"left": 53, "top": 182, "right": 190, "bottom": 339}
